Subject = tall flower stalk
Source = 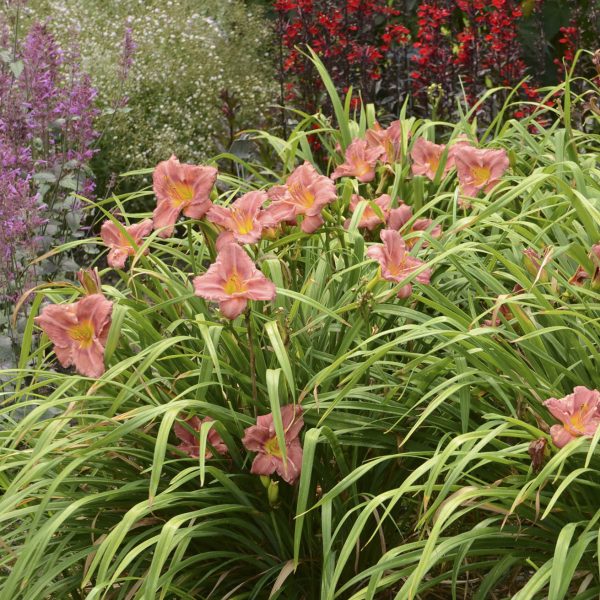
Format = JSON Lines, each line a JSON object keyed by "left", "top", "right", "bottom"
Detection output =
{"left": 0, "top": 2, "right": 99, "bottom": 360}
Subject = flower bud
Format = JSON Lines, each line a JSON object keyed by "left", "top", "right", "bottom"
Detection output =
{"left": 260, "top": 475, "right": 271, "bottom": 489}
{"left": 365, "top": 273, "right": 381, "bottom": 292}
{"left": 77, "top": 268, "right": 102, "bottom": 295}
{"left": 262, "top": 227, "right": 279, "bottom": 240}
{"left": 523, "top": 248, "right": 549, "bottom": 283}
{"left": 267, "top": 479, "right": 279, "bottom": 507}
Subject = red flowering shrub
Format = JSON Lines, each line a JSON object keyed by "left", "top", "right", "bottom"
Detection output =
{"left": 275, "top": 0, "right": 598, "bottom": 122}
{"left": 275, "top": 0, "right": 402, "bottom": 113}
{"left": 550, "top": 0, "right": 598, "bottom": 78}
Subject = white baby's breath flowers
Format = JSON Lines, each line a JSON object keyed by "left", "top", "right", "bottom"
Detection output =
{"left": 27, "top": 0, "right": 276, "bottom": 184}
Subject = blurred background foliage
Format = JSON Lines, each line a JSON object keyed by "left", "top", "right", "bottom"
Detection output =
{"left": 26, "top": 0, "right": 277, "bottom": 195}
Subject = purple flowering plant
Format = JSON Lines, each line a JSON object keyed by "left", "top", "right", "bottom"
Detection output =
{"left": 0, "top": 2, "right": 101, "bottom": 370}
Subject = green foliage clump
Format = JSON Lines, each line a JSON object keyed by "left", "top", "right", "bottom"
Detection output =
{"left": 1, "top": 54, "right": 600, "bottom": 599}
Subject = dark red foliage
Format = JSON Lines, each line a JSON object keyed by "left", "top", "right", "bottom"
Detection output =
{"left": 274, "top": 0, "right": 597, "bottom": 124}
{"left": 275, "top": 0, "right": 403, "bottom": 114}
{"left": 409, "top": 0, "right": 540, "bottom": 118}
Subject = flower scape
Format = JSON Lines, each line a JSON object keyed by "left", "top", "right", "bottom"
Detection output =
{"left": 3, "top": 50, "right": 600, "bottom": 599}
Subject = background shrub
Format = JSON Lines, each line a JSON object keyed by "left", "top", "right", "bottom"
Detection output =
{"left": 274, "top": 0, "right": 600, "bottom": 122}
{"left": 28, "top": 0, "right": 278, "bottom": 194}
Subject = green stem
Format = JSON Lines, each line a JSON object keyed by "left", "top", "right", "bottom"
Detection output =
{"left": 375, "top": 171, "right": 389, "bottom": 195}
{"left": 245, "top": 310, "right": 258, "bottom": 413}
{"left": 187, "top": 222, "right": 197, "bottom": 275}
{"left": 335, "top": 228, "right": 349, "bottom": 270}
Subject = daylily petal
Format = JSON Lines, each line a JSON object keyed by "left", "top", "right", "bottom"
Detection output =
{"left": 550, "top": 425, "right": 577, "bottom": 449}
{"left": 219, "top": 297, "right": 248, "bottom": 319}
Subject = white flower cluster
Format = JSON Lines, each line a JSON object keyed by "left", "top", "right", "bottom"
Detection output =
{"left": 27, "top": 0, "right": 276, "bottom": 185}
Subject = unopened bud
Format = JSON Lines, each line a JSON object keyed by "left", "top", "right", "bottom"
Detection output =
{"left": 267, "top": 480, "right": 279, "bottom": 507}
{"left": 262, "top": 227, "right": 279, "bottom": 240}
{"left": 365, "top": 273, "right": 380, "bottom": 293}
{"left": 260, "top": 475, "right": 271, "bottom": 489}
{"left": 523, "top": 248, "right": 549, "bottom": 283}
{"left": 77, "top": 268, "right": 102, "bottom": 295}
{"left": 396, "top": 284, "right": 413, "bottom": 299}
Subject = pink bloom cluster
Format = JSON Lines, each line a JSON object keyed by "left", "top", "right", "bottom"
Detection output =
{"left": 332, "top": 120, "right": 405, "bottom": 183}
{"left": 331, "top": 123, "right": 508, "bottom": 203}
{"left": 146, "top": 157, "right": 340, "bottom": 320}
{"left": 346, "top": 193, "right": 442, "bottom": 247}
{"left": 410, "top": 137, "right": 509, "bottom": 198}
{"left": 34, "top": 115, "right": 598, "bottom": 498}
{"left": 36, "top": 119, "right": 476, "bottom": 395}
{"left": 36, "top": 124, "right": 509, "bottom": 485}
{"left": 175, "top": 404, "right": 305, "bottom": 485}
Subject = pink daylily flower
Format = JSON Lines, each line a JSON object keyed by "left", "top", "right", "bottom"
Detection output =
{"left": 543, "top": 386, "right": 600, "bottom": 448}
{"left": 242, "top": 404, "right": 304, "bottom": 484}
{"left": 410, "top": 218, "right": 443, "bottom": 244}
{"left": 267, "top": 162, "right": 337, "bottom": 233}
{"left": 193, "top": 243, "right": 276, "bottom": 319}
{"left": 100, "top": 219, "right": 153, "bottom": 269}
{"left": 344, "top": 194, "right": 391, "bottom": 230}
{"left": 365, "top": 120, "right": 403, "bottom": 164}
{"left": 366, "top": 229, "right": 432, "bottom": 298}
{"left": 34, "top": 293, "right": 113, "bottom": 378}
{"left": 331, "top": 138, "right": 381, "bottom": 183}
{"left": 174, "top": 415, "right": 228, "bottom": 459}
{"left": 387, "top": 204, "right": 414, "bottom": 230}
{"left": 453, "top": 146, "right": 509, "bottom": 197}
{"left": 207, "top": 190, "right": 268, "bottom": 249}
{"left": 410, "top": 137, "right": 453, "bottom": 180}
{"left": 152, "top": 155, "right": 218, "bottom": 238}
{"left": 387, "top": 204, "right": 442, "bottom": 248}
